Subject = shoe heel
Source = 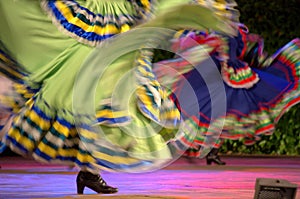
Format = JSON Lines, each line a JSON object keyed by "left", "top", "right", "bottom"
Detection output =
{"left": 206, "top": 158, "right": 212, "bottom": 165}
{"left": 77, "top": 183, "right": 85, "bottom": 194}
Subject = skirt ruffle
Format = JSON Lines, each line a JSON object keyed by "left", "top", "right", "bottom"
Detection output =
{"left": 41, "top": 0, "right": 156, "bottom": 46}
{"left": 0, "top": 76, "right": 175, "bottom": 172}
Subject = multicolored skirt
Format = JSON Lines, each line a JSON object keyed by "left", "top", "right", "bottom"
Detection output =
{"left": 0, "top": 0, "right": 237, "bottom": 171}
{"left": 157, "top": 27, "right": 300, "bottom": 158}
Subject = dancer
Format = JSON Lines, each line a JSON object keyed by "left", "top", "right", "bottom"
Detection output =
{"left": 0, "top": 0, "right": 235, "bottom": 194}
{"left": 153, "top": 1, "right": 300, "bottom": 161}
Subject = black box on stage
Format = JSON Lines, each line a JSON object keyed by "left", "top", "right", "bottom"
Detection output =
{"left": 254, "top": 178, "right": 298, "bottom": 199}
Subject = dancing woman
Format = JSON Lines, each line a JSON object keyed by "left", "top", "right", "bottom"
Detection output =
{"left": 154, "top": 1, "right": 300, "bottom": 162}
{"left": 0, "top": 0, "right": 235, "bottom": 194}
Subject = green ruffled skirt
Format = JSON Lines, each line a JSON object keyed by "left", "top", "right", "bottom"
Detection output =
{"left": 0, "top": 0, "right": 235, "bottom": 172}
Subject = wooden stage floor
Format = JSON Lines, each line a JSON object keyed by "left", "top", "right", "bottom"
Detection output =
{"left": 0, "top": 155, "right": 299, "bottom": 199}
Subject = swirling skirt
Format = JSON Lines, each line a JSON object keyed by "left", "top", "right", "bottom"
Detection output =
{"left": 0, "top": 0, "right": 236, "bottom": 171}
{"left": 165, "top": 38, "right": 300, "bottom": 157}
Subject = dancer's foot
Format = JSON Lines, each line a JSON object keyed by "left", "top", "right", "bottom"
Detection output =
{"left": 76, "top": 171, "right": 118, "bottom": 194}
{"left": 206, "top": 148, "right": 226, "bottom": 165}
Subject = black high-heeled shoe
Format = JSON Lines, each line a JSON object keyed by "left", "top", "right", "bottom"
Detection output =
{"left": 76, "top": 171, "right": 118, "bottom": 194}
{"left": 206, "top": 148, "right": 226, "bottom": 165}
